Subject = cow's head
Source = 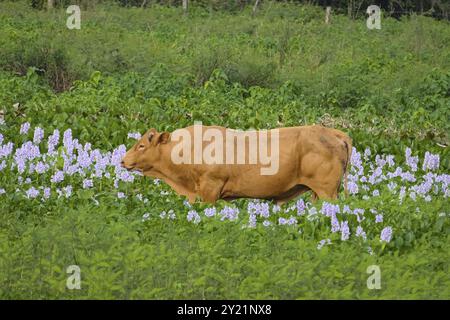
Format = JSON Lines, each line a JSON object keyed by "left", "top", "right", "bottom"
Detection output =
{"left": 121, "top": 128, "right": 170, "bottom": 172}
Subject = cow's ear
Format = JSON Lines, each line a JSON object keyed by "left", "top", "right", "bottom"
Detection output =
{"left": 147, "top": 128, "right": 157, "bottom": 143}
{"left": 157, "top": 132, "right": 170, "bottom": 144}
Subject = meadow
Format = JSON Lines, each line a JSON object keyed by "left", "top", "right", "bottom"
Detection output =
{"left": 0, "top": 1, "right": 449, "bottom": 299}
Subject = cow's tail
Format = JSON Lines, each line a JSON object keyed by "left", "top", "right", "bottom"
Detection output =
{"left": 342, "top": 135, "right": 352, "bottom": 198}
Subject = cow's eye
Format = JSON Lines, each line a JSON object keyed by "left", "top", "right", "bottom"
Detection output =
{"left": 138, "top": 144, "right": 145, "bottom": 150}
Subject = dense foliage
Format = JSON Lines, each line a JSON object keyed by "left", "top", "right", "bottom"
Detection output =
{"left": 0, "top": 1, "right": 448, "bottom": 299}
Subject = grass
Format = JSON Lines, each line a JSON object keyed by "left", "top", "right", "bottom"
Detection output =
{"left": 0, "top": 1, "right": 448, "bottom": 299}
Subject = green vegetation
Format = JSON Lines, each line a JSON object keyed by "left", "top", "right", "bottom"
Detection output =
{"left": 0, "top": 1, "right": 449, "bottom": 299}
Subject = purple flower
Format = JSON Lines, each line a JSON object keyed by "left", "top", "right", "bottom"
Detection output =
{"left": 117, "top": 192, "right": 126, "bottom": 199}
{"left": 405, "top": 148, "right": 418, "bottom": 172}
{"left": 287, "top": 216, "right": 297, "bottom": 225}
{"left": 321, "top": 201, "right": 340, "bottom": 217}
{"left": 317, "top": 239, "right": 331, "bottom": 250}
{"left": 25, "top": 186, "right": 39, "bottom": 199}
{"left": 219, "top": 206, "right": 239, "bottom": 221}
{"left": 331, "top": 213, "right": 340, "bottom": 233}
{"left": 20, "top": 122, "right": 30, "bottom": 135}
{"left": 187, "top": 210, "right": 201, "bottom": 224}
{"left": 63, "top": 185, "right": 72, "bottom": 198}
{"left": 47, "top": 129, "right": 60, "bottom": 154}
{"left": 33, "top": 127, "right": 44, "bottom": 144}
{"left": 248, "top": 201, "right": 270, "bottom": 218}
{"left": 263, "top": 220, "right": 272, "bottom": 227}
{"left": 83, "top": 179, "right": 93, "bottom": 189}
{"left": 356, "top": 226, "right": 367, "bottom": 240}
{"left": 50, "top": 170, "right": 64, "bottom": 183}
{"left": 0, "top": 188, "right": 6, "bottom": 195}
{"left": 348, "top": 181, "right": 359, "bottom": 195}
{"left": 63, "top": 129, "right": 74, "bottom": 155}
{"left": 127, "top": 132, "right": 142, "bottom": 140}
{"left": 204, "top": 207, "right": 216, "bottom": 217}
{"left": 364, "top": 147, "right": 371, "bottom": 160}
{"left": 296, "top": 199, "right": 305, "bottom": 215}
{"left": 43, "top": 187, "right": 51, "bottom": 199}
{"left": 340, "top": 221, "right": 350, "bottom": 241}
{"left": 380, "top": 226, "right": 393, "bottom": 243}
{"left": 422, "top": 152, "right": 440, "bottom": 171}
{"left": 387, "top": 181, "right": 397, "bottom": 192}
{"left": 248, "top": 214, "right": 257, "bottom": 228}
{"left": 375, "top": 214, "right": 383, "bottom": 223}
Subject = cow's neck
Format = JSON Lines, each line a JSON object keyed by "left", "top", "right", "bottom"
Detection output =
{"left": 144, "top": 145, "right": 195, "bottom": 195}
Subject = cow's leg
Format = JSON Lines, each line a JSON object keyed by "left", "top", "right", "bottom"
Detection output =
{"left": 196, "top": 178, "right": 224, "bottom": 204}
{"left": 275, "top": 184, "right": 311, "bottom": 205}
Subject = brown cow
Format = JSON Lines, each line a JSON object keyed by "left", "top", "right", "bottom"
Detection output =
{"left": 121, "top": 124, "right": 352, "bottom": 204}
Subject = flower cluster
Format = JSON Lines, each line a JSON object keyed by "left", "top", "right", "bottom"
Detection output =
{"left": 1, "top": 123, "right": 448, "bottom": 253}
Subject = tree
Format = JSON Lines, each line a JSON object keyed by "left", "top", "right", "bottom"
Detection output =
{"left": 252, "top": 0, "right": 261, "bottom": 17}
{"left": 183, "top": 0, "right": 188, "bottom": 15}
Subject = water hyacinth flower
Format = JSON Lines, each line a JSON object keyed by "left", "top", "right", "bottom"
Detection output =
{"left": 272, "top": 204, "right": 281, "bottom": 214}
{"left": 331, "top": 213, "right": 340, "bottom": 233}
{"left": 405, "top": 148, "right": 418, "bottom": 172}
{"left": 51, "top": 170, "right": 64, "bottom": 183}
{"left": 317, "top": 239, "right": 332, "bottom": 250}
{"left": 340, "top": 221, "right": 350, "bottom": 241}
{"left": 219, "top": 206, "right": 239, "bottom": 221}
{"left": 380, "top": 226, "right": 393, "bottom": 243}
{"left": 43, "top": 187, "right": 51, "bottom": 199}
{"left": 248, "top": 201, "right": 270, "bottom": 218}
{"left": 127, "top": 132, "right": 142, "bottom": 140}
{"left": 63, "top": 185, "right": 72, "bottom": 198}
{"left": 204, "top": 207, "right": 216, "bottom": 217}
{"left": 20, "top": 122, "right": 30, "bottom": 135}
{"left": 248, "top": 214, "right": 257, "bottom": 228}
{"left": 296, "top": 199, "right": 305, "bottom": 215}
{"left": 375, "top": 214, "right": 383, "bottom": 223}
{"left": 363, "top": 147, "right": 371, "bottom": 160}
{"left": 356, "top": 226, "right": 367, "bottom": 240}
{"left": 279, "top": 216, "right": 297, "bottom": 225}
{"left": 117, "top": 192, "right": 126, "bottom": 199}
{"left": 83, "top": 179, "right": 93, "bottom": 189}
{"left": 263, "top": 220, "right": 272, "bottom": 227}
{"left": 25, "top": 186, "right": 39, "bottom": 199}
{"left": 422, "top": 152, "right": 440, "bottom": 171}
{"left": 321, "top": 201, "right": 340, "bottom": 217}
{"left": 183, "top": 200, "right": 192, "bottom": 208}
{"left": 47, "top": 129, "right": 60, "bottom": 154}
{"left": 187, "top": 210, "right": 201, "bottom": 224}
{"left": 347, "top": 181, "right": 359, "bottom": 195}
{"left": 387, "top": 181, "right": 397, "bottom": 192}
{"left": 33, "top": 127, "right": 44, "bottom": 144}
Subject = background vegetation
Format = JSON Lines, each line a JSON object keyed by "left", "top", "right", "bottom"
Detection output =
{"left": 0, "top": 1, "right": 448, "bottom": 299}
